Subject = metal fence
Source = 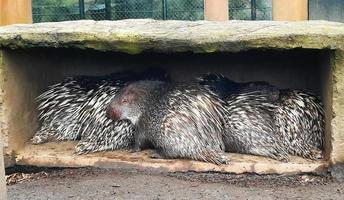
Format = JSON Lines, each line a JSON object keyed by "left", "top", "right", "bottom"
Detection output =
{"left": 32, "top": 0, "right": 204, "bottom": 23}
{"left": 309, "top": 0, "right": 344, "bottom": 22}
{"left": 32, "top": 0, "right": 272, "bottom": 23}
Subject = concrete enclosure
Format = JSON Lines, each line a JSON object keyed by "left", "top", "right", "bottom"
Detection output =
{"left": 0, "top": 20, "right": 343, "bottom": 174}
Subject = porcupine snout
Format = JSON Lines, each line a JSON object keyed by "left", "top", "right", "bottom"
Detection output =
{"left": 106, "top": 104, "right": 122, "bottom": 121}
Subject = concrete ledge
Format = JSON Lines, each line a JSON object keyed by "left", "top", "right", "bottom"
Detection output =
{"left": 0, "top": 20, "right": 343, "bottom": 54}
{"left": 15, "top": 142, "right": 328, "bottom": 175}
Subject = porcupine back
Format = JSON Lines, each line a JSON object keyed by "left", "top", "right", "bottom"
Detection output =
{"left": 198, "top": 73, "right": 288, "bottom": 161}
{"left": 199, "top": 73, "right": 325, "bottom": 161}
{"left": 274, "top": 89, "right": 325, "bottom": 159}
{"left": 32, "top": 68, "right": 167, "bottom": 153}
{"left": 75, "top": 68, "right": 169, "bottom": 154}
{"left": 108, "top": 80, "right": 228, "bottom": 164}
{"left": 32, "top": 77, "right": 91, "bottom": 144}
{"left": 223, "top": 90, "right": 289, "bottom": 161}
{"left": 74, "top": 80, "right": 134, "bottom": 154}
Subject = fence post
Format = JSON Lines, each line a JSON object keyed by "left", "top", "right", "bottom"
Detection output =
{"left": 0, "top": 133, "right": 6, "bottom": 200}
{"left": 204, "top": 0, "right": 228, "bottom": 21}
{"left": 79, "top": 0, "right": 85, "bottom": 19}
{"left": 272, "top": 0, "right": 308, "bottom": 21}
{"left": 251, "top": 0, "right": 257, "bottom": 20}
{"left": 0, "top": 0, "right": 32, "bottom": 25}
{"left": 162, "top": 0, "right": 168, "bottom": 20}
{"left": 105, "top": 0, "right": 112, "bottom": 20}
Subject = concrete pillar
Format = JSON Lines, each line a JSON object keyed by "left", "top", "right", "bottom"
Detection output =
{"left": 0, "top": 29, "right": 6, "bottom": 200}
{"left": 204, "top": 0, "right": 228, "bottom": 21}
{"left": 332, "top": 50, "right": 344, "bottom": 164}
{"left": 272, "top": 0, "right": 308, "bottom": 21}
{"left": 0, "top": 1, "right": 32, "bottom": 199}
{"left": 0, "top": 134, "right": 6, "bottom": 200}
{"left": 0, "top": 52, "right": 6, "bottom": 200}
{"left": 0, "top": 0, "right": 33, "bottom": 25}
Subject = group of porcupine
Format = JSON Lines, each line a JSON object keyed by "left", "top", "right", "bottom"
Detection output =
{"left": 32, "top": 68, "right": 325, "bottom": 165}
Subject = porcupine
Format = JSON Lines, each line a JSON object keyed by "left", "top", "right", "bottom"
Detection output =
{"left": 32, "top": 76, "right": 95, "bottom": 144}
{"left": 73, "top": 75, "right": 136, "bottom": 154}
{"left": 32, "top": 71, "right": 139, "bottom": 144}
{"left": 198, "top": 73, "right": 324, "bottom": 161}
{"left": 32, "top": 69, "right": 169, "bottom": 154}
{"left": 75, "top": 68, "right": 170, "bottom": 154}
{"left": 274, "top": 89, "right": 324, "bottom": 159}
{"left": 107, "top": 80, "right": 229, "bottom": 165}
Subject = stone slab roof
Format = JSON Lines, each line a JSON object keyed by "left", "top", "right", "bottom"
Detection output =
{"left": 0, "top": 19, "right": 343, "bottom": 54}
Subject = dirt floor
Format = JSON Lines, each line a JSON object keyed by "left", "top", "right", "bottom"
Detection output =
{"left": 5, "top": 166, "right": 344, "bottom": 200}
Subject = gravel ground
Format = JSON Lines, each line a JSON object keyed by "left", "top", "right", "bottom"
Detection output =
{"left": 6, "top": 166, "right": 344, "bottom": 200}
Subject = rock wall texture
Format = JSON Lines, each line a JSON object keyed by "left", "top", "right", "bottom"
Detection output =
{"left": 0, "top": 53, "right": 5, "bottom": 185}
{"left": 332, "top": 50, "right": 344, "bottom": 163}
{"left": 0, "top": 20, "right": 343, "bottom": 54}
{"left": 0, "top": 135, "right": 7, "bottom": 200}
{"left": 0, "top": 52, "right": 11, "bottom": 167}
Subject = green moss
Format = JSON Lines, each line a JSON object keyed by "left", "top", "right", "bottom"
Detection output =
{"left": 116, "top": 42, "right": 143, "bottom": 54}
{"left": 68, "top": 33, "right": 145, "bottom": 54}
{"left": 192, "top": 43, "right": 218, "bottom": 53}
{"left": 115, "top": 34, "right": 146, "bottom": 54}
{"left": 202, "top": 45, "right": 217, "bottom": 53}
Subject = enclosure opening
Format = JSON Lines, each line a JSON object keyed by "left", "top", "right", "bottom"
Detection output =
{"left": 2, "top": 47, "right": 332, "bottom": 173}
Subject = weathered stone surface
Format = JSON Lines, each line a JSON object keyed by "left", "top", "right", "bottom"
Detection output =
{"left": 0, "top": 131, "right": 7, "bottom": 199}
{"left": 0, "top": 51, "right": 12, "bottom": 168}
{"left": 331, "top": 163, "right": 344, "bottom": 182}
{"left": 0, "top": 20, "right": 343, "bottom": 54}
{"left": 15, "top": 142, "right": 328, "bottom": 175}
{"left": 332, "top": 50, "right": 344, "bottom": 163}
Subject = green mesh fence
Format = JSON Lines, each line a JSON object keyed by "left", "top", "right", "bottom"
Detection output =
{"left": 165, "top": 0, "right": 203, "bottom": 20}
{"left": 32, "top": 3, "right": 81, "bottom": 23}
{"left": 32, "top": 0, "right": 272, "bottom": 23}
{"left": 32, "top": 0, "right": 204, "bottom": 23}
{"left": 110, "top": 0, "right": 162, "bottom": 20}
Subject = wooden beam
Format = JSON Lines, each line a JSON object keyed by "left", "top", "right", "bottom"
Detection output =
{"left": 0, "top": 0, "right": 32, "bottom": 25}
{"left": 0, "top": 135, "right": 7, "bottom": 200}
{"left": 204, "top": 0, "right": 228, "bottom": 21}
{"left": 272, "top": 0, "right": 308, "bottom": 21}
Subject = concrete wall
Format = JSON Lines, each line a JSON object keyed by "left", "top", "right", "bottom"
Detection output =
{"left": 331, "top": 50, "right": 344, "bottom": 163}
{"left": 309, "top": 0, "right": 344, "bottom": 22}
{"left": 1, "top": 0, "right": 33, "bottom": 170}
{"left": 0, "top": 51, "right": 8, "bottom": 200}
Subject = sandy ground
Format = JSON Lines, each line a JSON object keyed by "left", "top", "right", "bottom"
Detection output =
{"left": 6, "top": 166, "right": 344, "bottom": 200}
